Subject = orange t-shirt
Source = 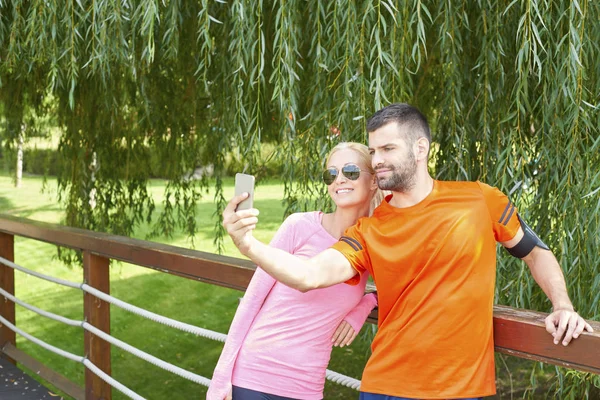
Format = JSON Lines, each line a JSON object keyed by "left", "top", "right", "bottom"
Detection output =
{"left": 332, "top": 180, "right": 521, "bottom": 399}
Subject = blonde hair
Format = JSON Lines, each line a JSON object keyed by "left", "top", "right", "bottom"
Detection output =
{"left": 325, "top": 142, "right": 386, "bottom": 215}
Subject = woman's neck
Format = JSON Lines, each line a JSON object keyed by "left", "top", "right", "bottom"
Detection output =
{"left": 322, "top": 203, "right": 371, "bottom": 240}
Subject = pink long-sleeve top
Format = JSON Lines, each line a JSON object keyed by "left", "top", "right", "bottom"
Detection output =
{"left": 207, "top": 211, "right": 377, "bottom": 400}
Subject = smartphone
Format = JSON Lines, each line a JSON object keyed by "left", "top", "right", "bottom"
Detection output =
{"left": 234, "top": 173, "right": 255, "bottom": 211}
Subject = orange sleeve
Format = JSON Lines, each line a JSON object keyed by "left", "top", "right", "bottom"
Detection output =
{"left": 330, "top": 220, "right": 370, "bottom": 286}
{"left": 477, "top": 181, "right": 521, "bottom": 242}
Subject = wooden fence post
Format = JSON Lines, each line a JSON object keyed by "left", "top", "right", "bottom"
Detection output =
{"left": 0, "top": 232, "right": 16, "bottom": 364}
{"left": 83, "top": 251, "right": 111, "bottom": 400}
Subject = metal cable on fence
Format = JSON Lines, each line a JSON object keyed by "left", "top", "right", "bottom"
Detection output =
{"left": 0, "top": 315, "right": 144, "bottom": 400}
{"left": 0, "top": 287, "right": 82, "bottom": 327}
{"left": 81, "top": 284, "right": 227, "bottom": 342}
{"left": 0, "top": 256, "right": 363, "bottom": 390}
{"left": 0, "top": 256, "right": 80, "bottom": 289}
{"left": 83, "top": 359, "right": 146, "bottom": 400}
{"left": 84, "top": 322, "right": 211, "bottom": 386}
{"left": 0, "top": 314, "right": 84, "bottom": 363}
{"left": 325, "top": 369, "right": 361, "bottom": 390}
{"left": 0, "top": 286, "right": 211, "bottom": 386}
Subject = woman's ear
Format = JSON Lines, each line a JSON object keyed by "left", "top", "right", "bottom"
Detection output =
{"left": 371, "top": 175, "right": 378, "bottom": 190}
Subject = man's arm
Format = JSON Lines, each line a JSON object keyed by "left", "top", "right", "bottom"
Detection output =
{"left": 502, "top": 228, "right": 594, "bottom": 345}
{"left": 223, "top": 193, "right": 357, "bottom": 291}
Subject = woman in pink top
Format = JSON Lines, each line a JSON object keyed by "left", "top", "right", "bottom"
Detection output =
{"left": 208, "top": 142, "right": 381, "bottom": 400}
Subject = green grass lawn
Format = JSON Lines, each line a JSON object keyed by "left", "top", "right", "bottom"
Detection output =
{"left": 0, "top": 173, "right": 563, "bottom": 399}
{"left": 0, "top": 173, "right": 373, "bottom": 400}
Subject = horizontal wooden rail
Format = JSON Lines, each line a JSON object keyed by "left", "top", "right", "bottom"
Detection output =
{"left": 0, "top": 214, "right": 256, "bottom": 292}
{"left": 364, "top": 306, "right": 600, "bottom": 374}
{"left": 493, "top": 305, "right": 600, "bottom": 374}
{"left": 1, "top": 214, "right": 599, "bottom": 377}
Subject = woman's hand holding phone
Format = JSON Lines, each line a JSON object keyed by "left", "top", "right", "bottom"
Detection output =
{"left": 223, "top": 173, "right": 259, "bottom": 256}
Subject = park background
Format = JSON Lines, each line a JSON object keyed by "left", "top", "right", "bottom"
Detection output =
{"left": 0, "top": 1, "right": 599, "bottom": 399}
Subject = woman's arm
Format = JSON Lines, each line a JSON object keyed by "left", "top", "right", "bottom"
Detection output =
{"left": 223, "top": 195, "right": 358, "bottom": 291}
{"left": 208, "top": 214, "right": 301, "bottom": 399}
{"left": 332, "top": 292, "right": 378, "bottom": 347}
{"left": 207, "top": 267, "right": 277, "bottom": 399}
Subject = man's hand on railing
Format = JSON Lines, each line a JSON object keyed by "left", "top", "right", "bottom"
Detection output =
{"left": 222, "top": 193, "right": 260, "bottom": 256}
{"left": 545, "top": 308, "right": 594, "bottom": 346}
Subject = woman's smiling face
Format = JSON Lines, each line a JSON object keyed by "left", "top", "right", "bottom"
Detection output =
{"left": 326, "top": 148, "right": 376, "bottom": 210}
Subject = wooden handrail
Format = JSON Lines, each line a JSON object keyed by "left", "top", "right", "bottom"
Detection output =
{"left": 493, "top": 305, "right": 600, "bottom": 375}
{"left": 365, "top": 307, "right": 600, "bottom": 374}
{"left": 0, "top": 214, "right": 599, "bottom": 400}
{"left": 0, "top": 214, "right": 256, "bottom": 291}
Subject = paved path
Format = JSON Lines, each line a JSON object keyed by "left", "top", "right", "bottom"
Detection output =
{"left": 0, "top": 356, "right": 63, "bottom": 400}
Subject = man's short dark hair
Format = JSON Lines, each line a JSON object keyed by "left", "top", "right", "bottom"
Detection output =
{"left": 366, "top": 103, "right": 431, "bottom": 145}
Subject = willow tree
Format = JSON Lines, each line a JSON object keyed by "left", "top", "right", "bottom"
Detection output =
{"left": 0, "top": 0, "right": 598, "bottom": 395}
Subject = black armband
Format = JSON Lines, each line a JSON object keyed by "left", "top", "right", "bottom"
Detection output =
{"left": 505, "top": 214, "right": 550, "bottom": 258}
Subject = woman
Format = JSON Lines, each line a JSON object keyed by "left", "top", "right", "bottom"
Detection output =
{"left": 208, "top": 142, "right": 382, "bottom": 400}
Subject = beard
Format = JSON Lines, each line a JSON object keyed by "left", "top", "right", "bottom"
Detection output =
{"left": 375, "top": 150, "right": 417, "bottom": 192}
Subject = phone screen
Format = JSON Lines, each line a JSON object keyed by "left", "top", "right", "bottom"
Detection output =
{"left": 234, "top": 173, "right": 255, "bottom": 211}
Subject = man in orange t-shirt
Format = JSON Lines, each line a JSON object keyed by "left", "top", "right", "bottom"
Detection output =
{"left": 223, "top": 103, "right": 593, "bottom": 400}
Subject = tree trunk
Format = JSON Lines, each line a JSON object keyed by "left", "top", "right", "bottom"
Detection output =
{"left": 89, "top": 151, "right": 97, "bottom": 209}
{"left": 15, "top": 125, "right": 24, "bottom": 188}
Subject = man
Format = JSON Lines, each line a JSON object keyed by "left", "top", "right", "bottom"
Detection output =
{"left": 223, "top": 103, "right": 593, "bottom": 400}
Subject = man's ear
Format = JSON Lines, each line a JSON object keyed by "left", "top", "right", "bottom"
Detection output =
{"left": 415, "top": 137, "right": 430, "bottom": 161}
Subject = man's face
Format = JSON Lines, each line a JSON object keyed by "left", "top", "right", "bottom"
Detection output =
{"left": 368, "top": 122, "right": 417, "bottom": 192}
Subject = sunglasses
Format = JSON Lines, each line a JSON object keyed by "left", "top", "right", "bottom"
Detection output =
{"left": 322, "top": 164, "right": 370, "bottom": 185}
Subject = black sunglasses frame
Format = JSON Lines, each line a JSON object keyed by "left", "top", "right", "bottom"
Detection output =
{"left": 322, "top": 163, "right": 366, "bottom": 185}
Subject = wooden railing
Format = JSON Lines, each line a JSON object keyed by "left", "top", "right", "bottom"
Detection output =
{"left": 0, "top": 214, "right": 599, "bottom": 399}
